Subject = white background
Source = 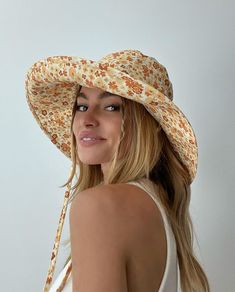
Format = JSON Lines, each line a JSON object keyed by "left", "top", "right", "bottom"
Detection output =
{"left": 0, "top": 0, "right": 234, "bottom": 291}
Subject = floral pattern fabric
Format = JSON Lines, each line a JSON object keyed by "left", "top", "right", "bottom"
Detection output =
{"left": 25, "top": 49, "right": 198, "bottom": 183}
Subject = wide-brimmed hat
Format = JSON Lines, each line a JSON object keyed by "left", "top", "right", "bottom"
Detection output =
{"left": 26, "top": 49, "right": 198, "bottom": 182}
{"left": 25, "top": 49, "right": 198, "bottom": 290}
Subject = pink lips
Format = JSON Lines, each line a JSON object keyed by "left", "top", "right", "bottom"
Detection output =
{"left": 79, "top": 130, "right": 105, "bottom": 140}
{"left": 79, "top": 139, "right": 106, "bottom": 147}
{"left": 79, "top": 130, "right": 106, "bottom": 147}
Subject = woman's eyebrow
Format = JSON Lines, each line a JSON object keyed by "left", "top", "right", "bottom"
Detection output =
{"left": 77, "top": 91, "right": 120, "bottom": 100}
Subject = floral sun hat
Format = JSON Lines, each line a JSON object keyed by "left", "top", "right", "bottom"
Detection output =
{"left": 25, "top": 49, "right": 198, "bottom": 291}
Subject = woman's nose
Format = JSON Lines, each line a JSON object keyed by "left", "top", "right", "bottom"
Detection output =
{"left": 81, "top": 109, "right": 99, "bottom": 127}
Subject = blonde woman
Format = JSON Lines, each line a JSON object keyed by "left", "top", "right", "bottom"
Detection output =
{"left": 25, "top": 49, "right": 210, "bottom": 291}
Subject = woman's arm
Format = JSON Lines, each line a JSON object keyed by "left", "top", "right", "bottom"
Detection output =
{"left": 69, "top": 185, "right": 129, "bottom": 292}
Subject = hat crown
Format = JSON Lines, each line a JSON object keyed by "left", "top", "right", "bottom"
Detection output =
{"left": 98, "top": 50, "right": 173, "bottom": 101}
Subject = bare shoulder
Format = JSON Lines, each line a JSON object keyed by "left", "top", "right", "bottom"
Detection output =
{"left": 69, "top": 183, "right": 166, "bottom": 291}
{"left": 69, "top": 183, "right": 135, "bottom": 232}
{"left": 70, "top": 182, "right": 162, "bottom": 250}
{"left": 69, "top": 183, "right": 138, "bottom": 254}
{"left": 69, "top": 183, "right": 129, "bottom": 219}
{"left": 70, "top": 182, "right": 156, "bottom": 225}
{"left": 69, "top": 183, "right": 134, "bottom": 291}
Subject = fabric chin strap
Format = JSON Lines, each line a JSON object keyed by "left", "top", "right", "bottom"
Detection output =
{"left": 43, "top": 167, "right": 73, "bottom": 292}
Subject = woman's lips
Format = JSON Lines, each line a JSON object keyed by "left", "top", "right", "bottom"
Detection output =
{"left": 79, "top": 131, "right": 105, "bottom": 140}
{"left": 79, "top": 138, "right": 106, "bottom": 147}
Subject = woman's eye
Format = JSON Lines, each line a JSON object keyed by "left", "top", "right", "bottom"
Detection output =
{"left": 106, "top": 105, "right": 121, "bottom": 111}
{"left": 76, "top": 104, "right": 120, "bottom": 112}
{"left": 76, "top": 105, "right": 87, "bottom": 112}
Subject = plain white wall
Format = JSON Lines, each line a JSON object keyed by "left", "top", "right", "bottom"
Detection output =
{"left": 0, "top": 0, "right": 234, "bottom": 291}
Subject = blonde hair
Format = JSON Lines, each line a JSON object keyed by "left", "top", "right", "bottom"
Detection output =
{"left": 60, "top": 87, "right": 210, "bottom": 292}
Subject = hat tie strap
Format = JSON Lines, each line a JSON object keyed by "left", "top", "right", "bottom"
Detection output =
{"left": 43, "top": 167, "right": 73, "bottom": 292}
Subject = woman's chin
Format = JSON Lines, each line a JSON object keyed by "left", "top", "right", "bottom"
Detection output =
{"left": 79, "top": 160, "right": 101, "bottom": 165}
{"left": 78, "top": 156, "right": 109, "bottom": 165}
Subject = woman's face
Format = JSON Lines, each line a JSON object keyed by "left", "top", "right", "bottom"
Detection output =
{"left": 72, "top": 86, "right": 123, "bottom": 175}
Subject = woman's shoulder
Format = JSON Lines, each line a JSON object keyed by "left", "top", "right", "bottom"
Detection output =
{"left": 71, "top": 181, "right": 146, "bottom": 208}
{"left": 69, "top": 181, "right": 162, "bottom": 252}
{"left": 70, "top": 180, "right": 162, "bottom": 232}
{"left": 70, "top": 182, "right": 132, "bottom": 214}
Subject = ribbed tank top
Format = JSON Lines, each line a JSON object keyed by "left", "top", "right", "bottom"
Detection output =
{"left": 49, "top": 178, "right": 179, "bottom": 291}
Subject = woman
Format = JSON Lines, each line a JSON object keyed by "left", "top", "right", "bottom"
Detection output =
{"left": 25, "top": 49, "right": 210, "bottom": 291}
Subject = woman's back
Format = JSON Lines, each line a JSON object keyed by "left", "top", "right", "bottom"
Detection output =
{"left": 50, "top": 177, "right": 179, "bottom": 292}
{"left": 124, "top": 178, "right": 178, "bottom": 292}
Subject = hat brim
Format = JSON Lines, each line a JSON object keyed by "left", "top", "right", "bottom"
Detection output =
{"left": 25, "top": 56, "right": 198, "bottom": 183}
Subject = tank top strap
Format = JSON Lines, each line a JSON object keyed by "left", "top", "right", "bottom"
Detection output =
{"left": 125, "top": 177, "right": 179, "bottom": 292}
{"left": 126, "top": 177, "right": 167, "bottom": 218}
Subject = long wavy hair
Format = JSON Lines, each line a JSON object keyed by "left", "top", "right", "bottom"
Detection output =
{"left": 60, "top": 86, "right": 210, "bottom": 292}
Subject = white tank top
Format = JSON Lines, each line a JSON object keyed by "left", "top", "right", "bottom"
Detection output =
{"left": 49, "top": 178, "right": 179, "bottom": 291}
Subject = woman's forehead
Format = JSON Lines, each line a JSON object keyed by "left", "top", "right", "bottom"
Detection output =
{"left": 77, "top": 88, "right": 123, "bottom": 102}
